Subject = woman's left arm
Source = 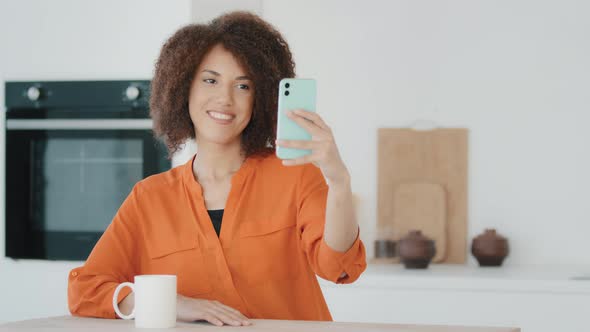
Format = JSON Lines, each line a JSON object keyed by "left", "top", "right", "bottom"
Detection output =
{"left": 276, "top": 109, "right": 358, "bottom": 252}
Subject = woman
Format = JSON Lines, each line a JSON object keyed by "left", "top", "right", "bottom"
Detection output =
{"left": 68, "top": 11, "right": 366, "bottom": 326}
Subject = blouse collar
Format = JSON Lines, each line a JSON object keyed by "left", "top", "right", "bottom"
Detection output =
{"left": 182, "top": 153, "right": 262, "bottom": 198}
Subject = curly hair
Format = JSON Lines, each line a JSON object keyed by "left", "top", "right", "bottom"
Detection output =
{"left": 150, "top": 11, "right": 296, "bottom": 158}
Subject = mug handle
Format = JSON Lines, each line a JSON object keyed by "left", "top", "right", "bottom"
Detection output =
{"left": 113, "top": 282, "right": 135, "bottom": 320}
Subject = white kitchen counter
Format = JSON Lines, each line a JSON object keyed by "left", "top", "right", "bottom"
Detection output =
{"left": 0, "top": 316, "right": 520, "bottom": 332}
{"left": 317, "top": 263, "right": 589, "bottom": 332}
{"left": 319, "top": 263, "right": 590, "bottom": 294}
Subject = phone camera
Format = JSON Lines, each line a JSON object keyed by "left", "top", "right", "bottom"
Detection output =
{"left": 285, "top": 83, "right": 290, "bottom": 88}
{"left": 284, "top": 91, "right": 290, "bottom": 96}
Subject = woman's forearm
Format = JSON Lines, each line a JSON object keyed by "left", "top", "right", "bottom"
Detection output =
{"left": 323, "top": 171, "right": 359, "bottom": 253}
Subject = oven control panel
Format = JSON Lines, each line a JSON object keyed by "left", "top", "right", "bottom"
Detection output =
{"left": 5, "top": 80, "right": 151, "bottom": 109}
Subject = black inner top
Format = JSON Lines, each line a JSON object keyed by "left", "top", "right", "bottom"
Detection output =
{"left": 207, "top": 209, "right": 224, "bottom": 237}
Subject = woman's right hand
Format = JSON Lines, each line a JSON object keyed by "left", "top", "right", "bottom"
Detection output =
{"left": 176, "top": 294, "right": 251, "bottom": 326}
{"left": 118, "top": 293, "right": 251, "bottom": 326}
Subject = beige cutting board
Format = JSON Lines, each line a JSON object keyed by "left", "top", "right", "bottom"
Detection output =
{"left": 392, "top": 182, "right": 447, "bottom": 262}
{"left": 378, "top": 128, "right": 468, "bottom": 264}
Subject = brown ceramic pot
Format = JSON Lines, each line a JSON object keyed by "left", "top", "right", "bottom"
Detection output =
{"left": 374, "top": 239, "right": 396, "bottom": 258}
{"left": 398, "top": 230, "right": 436, "bottom": 269}
{"left": 471, "top": 229, "right": 509, "bottom": 267}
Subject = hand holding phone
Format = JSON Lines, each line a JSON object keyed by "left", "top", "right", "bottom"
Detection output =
{"left": 275, "top": 79, "right": 349, "bottom": 185}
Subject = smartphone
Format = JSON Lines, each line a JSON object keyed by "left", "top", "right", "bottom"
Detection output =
{"left": 276, "top": 78, "right": 317, "bottom": 160}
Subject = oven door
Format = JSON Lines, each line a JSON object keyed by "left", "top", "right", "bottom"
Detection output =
{"left": 5, "top": 119, "right": 170, "bottom": 260}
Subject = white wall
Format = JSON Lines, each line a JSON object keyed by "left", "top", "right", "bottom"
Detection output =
{"left": 262, "top": 0, "right": 590, "bottom": 266}
{"left": 0, "top": 0, "right": 192, "bottom": 322}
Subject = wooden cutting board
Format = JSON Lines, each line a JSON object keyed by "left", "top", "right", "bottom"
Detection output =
{"left": 392, "top": 182, "right": 447, "bottom": 262}
{"left": 378, "top": 128, "right": 468, "bottom": 264}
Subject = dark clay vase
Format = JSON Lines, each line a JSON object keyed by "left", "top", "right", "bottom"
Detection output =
{"left": 471, "top": 229, "right": 509, "bottom": 267}
{"left": 398, "top": 230, "right": 436, "bottom": 269}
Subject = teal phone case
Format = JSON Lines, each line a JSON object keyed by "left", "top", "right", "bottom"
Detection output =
{"left": 276, "top": 78, "right": 317, "bottom": 160}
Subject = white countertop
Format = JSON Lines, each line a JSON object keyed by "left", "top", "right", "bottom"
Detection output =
{"left": 0, "top": 315, "right": 519, "bottom": 332}
{"left": 318, "top": 264, "right": 590, "bottom": 294}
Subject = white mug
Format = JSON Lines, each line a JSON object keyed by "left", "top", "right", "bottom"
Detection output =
{"left": 113, "top": 275, "right": 177, "bottom": 328}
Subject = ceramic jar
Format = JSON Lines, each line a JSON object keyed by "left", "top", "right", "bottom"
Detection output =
{"left": 471, "top": 229, "right": 509, "bottom": 266}
{"left": 397, "top": 230, "right": 436, "bottom": 269}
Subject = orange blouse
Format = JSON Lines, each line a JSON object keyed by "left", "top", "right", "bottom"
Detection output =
{"left": 68, "top": 153, "right": 367, "bottom": 321}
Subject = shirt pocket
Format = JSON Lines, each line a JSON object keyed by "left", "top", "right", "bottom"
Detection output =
{"left": 147, "top": 236, "right": 213, "bottom": 297}
{"left": 236, "top": 218, "right": 301, "bottom": 285}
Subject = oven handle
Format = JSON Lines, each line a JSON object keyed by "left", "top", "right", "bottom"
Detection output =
{"left": 6, "top": 119, "right": 153, "bottom": 130}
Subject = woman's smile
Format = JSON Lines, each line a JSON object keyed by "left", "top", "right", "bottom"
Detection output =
{"left": 207, "top": 110, "right": 236, "bottom": 124}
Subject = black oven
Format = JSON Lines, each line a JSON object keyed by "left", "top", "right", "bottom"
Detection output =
{"left": 4, "top": 80, "right": 170, "bottom": 260}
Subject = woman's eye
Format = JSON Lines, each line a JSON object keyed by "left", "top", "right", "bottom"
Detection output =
{"left": 237, "top": 84, "right": 250, "bottom": 90}
{"left": 203, "top": 78, "right": 216, "bottom": 84}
